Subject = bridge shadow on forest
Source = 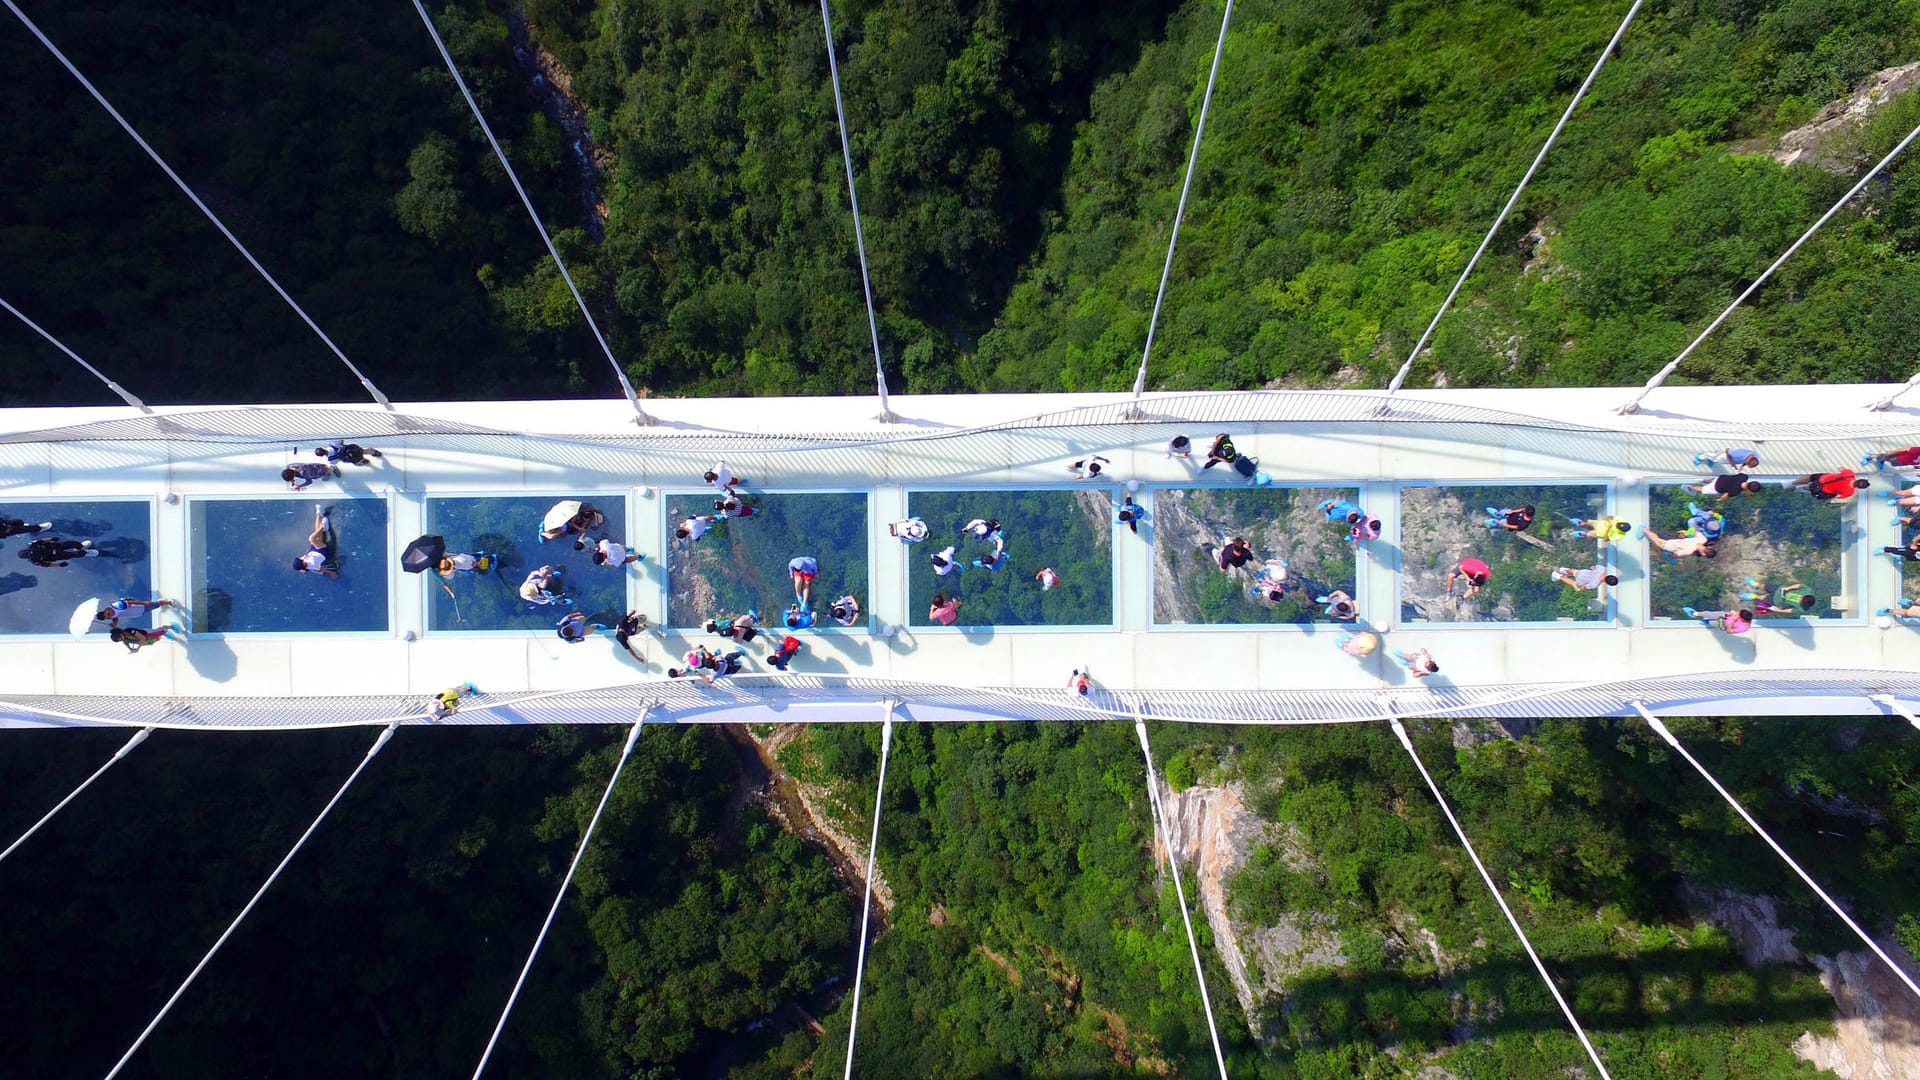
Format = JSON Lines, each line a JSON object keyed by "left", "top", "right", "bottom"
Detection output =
{"left": 1243, "top": 936, "right": 1899, "bottom": 1066}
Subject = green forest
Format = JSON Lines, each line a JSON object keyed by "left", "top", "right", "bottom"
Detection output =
{"left": 5, "top": 0, "right": 1920, "bottom": 1077}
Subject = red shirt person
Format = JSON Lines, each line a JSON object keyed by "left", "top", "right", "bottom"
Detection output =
{"left": 1789, "top": 469, "right": 1869, "bottom": 500}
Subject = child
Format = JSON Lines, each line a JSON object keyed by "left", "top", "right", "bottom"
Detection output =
{"left": 427, "top": 682, "right": 480, "bottom": 722}
{"left": 1117, "top": 496, "right": 1144, "bottom": 534}
{"left": 281, "top": 461, "right": 337, "bottom": 490}
{"left": 1393, "top": 648, "right": 1439, "bottom": 679}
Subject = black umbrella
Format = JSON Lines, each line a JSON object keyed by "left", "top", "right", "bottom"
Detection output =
{"left": 402, "top": 534, "right": 446, "bottom": 575}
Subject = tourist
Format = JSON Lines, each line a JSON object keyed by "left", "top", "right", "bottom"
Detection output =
{"left": 1683, "top": 504, "right": 1726, "bottom": 541}
{"left": 972, "top": 547, "right": 1009, "bottom": 572}
{"left": 1317, "top": 590, "right": 1357, "bottom": 621}
{"left": 783, "top": 605, "right": 816, "bottom": 630}
{"left": 1484, "top": 505, "right": 1534, "bottom": 531}
{"left": 95, "top": 596, "right": 176, "bottom": 628}
{"left": 713, "top": 495, "right": 759, "bottom": 520}
{"left": 1863, "top": 446, "right": 1920, "bottom": 470}
{"left": 704, "top": 462, "right": 747, "bottom": 494}
{"left": 768, "top": 635, "right": 804, "bottom": 671}
{"left": 588, "top": 536, "right": 642, "bottom": 567}
{"left": 613, "top": 611, "right": 646, "bottom": 663}
{"left": 555, "top": 613, "right": 605, "bottom": 643}
{"left": 292, "top": 507, "right": 338, "bottom": 578}
{"left": 1567, "top": 515, "right": 1633, "bottom": 542}
{"left": 281, "top": 461, "right": 337, "bottom": 491}
{"left": 1168, "top": 435, "right": 1191, "bottom": 459}
{"left": 1349, "top": 515, "right": 1382, "bottom": 542}
{"left": 1686, "top": 474, "right": 1766, "bottom": 501}
{"left": 788, "top": 555, "right": 818, "bottom": 605}
{"left": 1335, "top": 631, "right": 1378, "bottom": 657}
{"left": 1216, "top": 537, "right": 1254, "bottom": 573}
{"left": 314, "top": 439, "right": 382, "bottom": 466}
{"left": 1640, "top": 527, "right": 1715, "bottom": 560}
{"left": 1884, "top": 485, "right": 1920, "bottom": 508}
{"left": 1319, "top": 499, "right": 1364, "bottom": 525}
{"left": 1693, "top": 448, "right": 1760, "bottom": 471}
{"left": 1446, "top": 556, "right": 1491, "bottom": 600}
{"left": 1067, "top": 668, "right": 1091, "bottom": 697}
{"left": 1743, "top": 576, "right": 1816, "bottom": 614}
{"left": 1787, "top": 469, "right": 1869, "bottom": 500}
{"left": 961, "top": 518, "right": 1001, "bottom": 543}
{"left": 1201, "top": 433, "right": 1238, "bottom": 470}
{"left": 1393, "top": 647, "right": 1439, "bottom": 679}
{"left": 427, "top": 682, "right": 480, "bottom": 722}
{"left": 1117, "top": 495, "right": 1144, "bottom": 534}
{"left": 1682, "top": 607, "right": 1753, "bottom": 634}
{"left": 1879, "top": 598, "right": 1920, "bottom": 619}
{"left": 1068, "top": 455, "right": 1111, "bottom": 480}
{"left": 674, "top": 513, "right": 717, "bottom": 543}
{"left": 1035, "top": 567, "right": 1059, "bottom": 591}
{"left": 1247, "top": 558, "right": 1288, "bottom": 602}
{"left": 889, "top": 517, "right": 929, "bottom": 543}
{"left": 929, "top": 593, "right": 963, "bottom": 626}
{"left": 1550, "top": 564, "right": 1617, "bottom": 593}
{"left": 1881, "top": 538, "right": 1920, "bottom": 562}
{"left": 706, "top": 611, "right": 759, "bottom": 643}
{"left": 111, "top": 625, "right": 180, "bottom": 653}
{"left": 0, "top": 516, "right": 52, "bottom": 540}
{"left": 518, "top": 564, "right": 569, "bottom": 605}
{"left": 829, "top": 595, "right": 860, "bottom": 626}
{"left": 20, "top": 537, "right": 96, "bottom": 568}
{"left": 931, "top": 545, "right": 962, "bottom": 576}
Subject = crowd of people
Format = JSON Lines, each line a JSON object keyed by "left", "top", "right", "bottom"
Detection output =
{"left": 23, "top": 432, "right": 1920, "bottom": 716}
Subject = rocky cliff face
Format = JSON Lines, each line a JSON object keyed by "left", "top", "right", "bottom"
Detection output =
{"left": 1772, "top": 62, "right": 1920, "bottom": 173}
{"left": 1683, "top": 882, "right": 1920, "bottom": 1079}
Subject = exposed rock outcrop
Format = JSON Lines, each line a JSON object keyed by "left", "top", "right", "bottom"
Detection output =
{"left": 1772, "top": 62, "right": 1920, "bottom": 173}
{"left": 1154, "top": 781, "right": 1276, "bottom": 1032}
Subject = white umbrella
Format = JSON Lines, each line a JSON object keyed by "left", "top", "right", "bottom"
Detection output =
{"left": 543, "top": 501, "right": 584, "bottom": 531}
{"left": 70, "top": 597, "right": 103, "bottom": 637}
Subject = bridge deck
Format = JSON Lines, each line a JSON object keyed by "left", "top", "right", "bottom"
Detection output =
{"left": 5, "top": 385, "right": 1920, "bottom": 728}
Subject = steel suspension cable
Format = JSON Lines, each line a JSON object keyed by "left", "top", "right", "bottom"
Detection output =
{"left": 1633, "top": 705, "right": 1920, "bottom": 1001}
{"left": 1134, "top": 714, "right": 1229, "bottom": 1078}
{"left": 1622, "top": 119, "right": 1920, "bottom": 414}
{"left": 3, "top": 0, "right": 393, "bottom": 410}
{"left": 1, "top": 727, "right": 152, "bottom": 866}
{"left": 1389, "top": 716, "right": 1612, "bottom": 1079}
{"left": 409, "top": 0, "right": 651, "bottom": 424}
{"left": 1875, "top": 695, "right": 1920, "bottom": 734}
{"left": 103, "top": 723, "right": 397, "bottom": 1079}
{"left": 818, "top": 0, "right": 893, "bottom": 422}
{"left": 0, "top": 297, "right": 150, "bottom": 413}
{"left": 1869, "top": 368, "right": 1920, "bottom": 412}
{"left": 841, "top": 704, "right": 895, "bottom": 1080}
{"left": 1382, "top": 0, "right": 1643, "bottom": 405}
{"left": 473, "top": 717, "right": 647, "bottom": 1078}
{"left": 1131, "top": 0, "right": 1236, "bottom": 413}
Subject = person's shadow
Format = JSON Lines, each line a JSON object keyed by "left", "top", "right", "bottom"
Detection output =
{"left": 0, "top": 571, "right": 37, "bottom": 597}
{"left": 184, "top": 588, "right": 239, "bottom": 683}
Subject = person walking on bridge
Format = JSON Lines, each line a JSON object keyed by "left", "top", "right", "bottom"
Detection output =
{"left": 315, "top": 439, "right": 382, "bottom": 466}
{"left": 674, "top": 513, "right": 716, "bottom": 543}
{"left": 1117, "top": 495, "right": 1144, "bottom": 534}
{"left": 0, "top": 516, "right": 52, "bottom": 540}
{"left": 1447, "top": 557, "right": 1492, "bottom": 601}
{"left": 704, "top": 462, "right": 747, "bottom": 494}
{"left": 1863, "top": 446, "right": 1920, "bottom": 470}
{"left": 1682, "top": 606, "right": 1753, "bottom": 634}
{"left": 929, "top": 593, "right": 963, "bottom": 626}
{"left": 281, "top": 461, "right": 338, "bottom": 491}
{"left": 788, "top": 555, "right": 818, "bottom": 606}
{"left": 1316, "top": 590, "right": 1357, "bottom": 621}
{"left": 1694, "top": 448, "right": 1760, "bottom": 471}
{"left": 1484, "top": 505, "right": 1534, "bottom": 531}
{"left": 930, "top": 545, "right": 962, "bottom": 576}
{"left": 1568, "top": 515, "right": 1632, "bottom": 542}
{"left": 1640, "top": 526, "right": 1715, "bottom": 561}
{"left": 518, "top": 564, "right": 569, "bottom": 605}
{"left": 829, "top": 595, "right": 861, "bottom": 626}
{"left": 427, "top": 683, "right": 480, "bottom": 722}
{"left": 1551, "top": 564, "right": 1617, "bottom": 594}
{"left": 555, "top": 613, "right": 605, "bottom": 643}
{"left": 1787, "top": 469, "right": 1869, "bottom": 500}
{"left": 21, "top": 537, "right": 97, "bottom": 568}
{"left": 1393, "top": 647, "right": 1439, "bottom": 679}
{"left": 707, "top": 611, "right": 759, "bottom": 643}
{"left": 95, "top": 596, "right": 177, "bottom": 629}
{"left": 614, "top": 611, "right": 646, "bottom": 664}
{"left": 890, "top": 517, "right": 929, "bottom": 543}
{"left": 768, "top": 635, "right": 804, "bottom": 671}
{"left": 1687, "top": 474, "right": 1766, "bottom": 502}
{"left": 1068, "top": 455, "right": 1111, "bottom": 480}
{"left": 111, "top": 625, "right": 181, "bottom": 653}
{"left": 292, "top": 506, "right": 338, "bottom": 579}
{"left": 1215, "top": 536, "right": 1254, "bottom": 573}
